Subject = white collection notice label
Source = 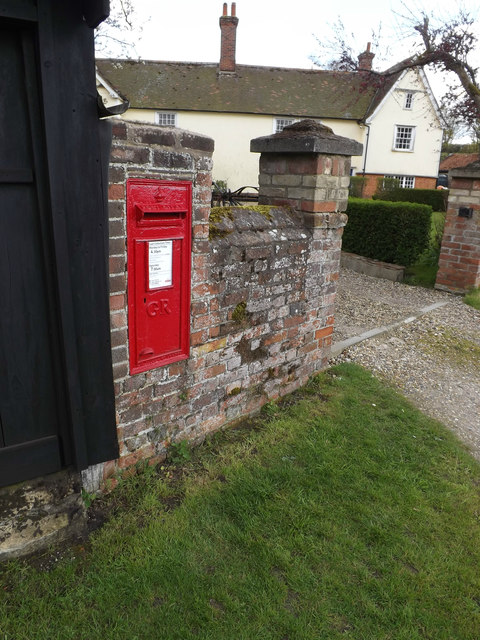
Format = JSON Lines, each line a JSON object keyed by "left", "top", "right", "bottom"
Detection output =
{"left": 148, "top": 240, "right": 173, "bottom": 289}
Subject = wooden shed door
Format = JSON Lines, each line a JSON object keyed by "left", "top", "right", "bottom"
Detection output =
{"left": 0, "top": 23, "right": 71, "bottom": 486}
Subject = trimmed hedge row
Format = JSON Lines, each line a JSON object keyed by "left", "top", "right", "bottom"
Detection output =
{"left": 343, "top": 198, "right": 432, "bottom": 267}
{"left": 348, "top": 175, "right": 367, "bottom": 198}
{"left": 373, "top": 187, "right": 448, "bottom": 211}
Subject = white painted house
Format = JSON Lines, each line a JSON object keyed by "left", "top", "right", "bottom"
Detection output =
{"left": 96, "top": 3, "right": 443, "bottom": 197}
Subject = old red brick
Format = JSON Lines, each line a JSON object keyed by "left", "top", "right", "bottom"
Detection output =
{"left": 204, "top": 364, "right": 226, "bottom": 379}
{"left": 109, "top": 255, "right": 125, "bottom": 274}
{"left": 301, "top": 200, "right": 337, "bottom": 213}
{"left": 109, "top": 294, "right": 125, "bottom": 311}
{"left": 315, "top": 326, "right": 334, "bottom": 340}
{"left": 108, "top": 183, "right": 125, "bottom": 201}
{"left": 117, "top": 445, "right": 155, "bottom": 470}
{"left": 110, "top": 310, "right": 127, "bottom": 330}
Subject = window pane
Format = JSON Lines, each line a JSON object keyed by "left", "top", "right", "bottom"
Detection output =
{"left": 404, "top": 92, "right": 413, "bottom": 109}
{"left": 392, "top": 175, "right": 415, "bottom": 188}
{"left": 275, "top": 118, "right": 294, "bottom": 133}
{"left": 157, "top": 112, "right": 176, "bottom": 126}
{"left": 394, "top": 126, "right": 414, "bottom": 150}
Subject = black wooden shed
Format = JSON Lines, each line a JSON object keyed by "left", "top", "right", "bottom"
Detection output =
{"left": 0, "top": 0, "right": 118, "bottom": 487}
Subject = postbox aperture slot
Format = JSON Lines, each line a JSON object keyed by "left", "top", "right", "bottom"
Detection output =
{"left": 135, "top": 204, "right": 186, "bottom": 226}
{"left": 143, "top": 211, "right": 185, "bottom": 218}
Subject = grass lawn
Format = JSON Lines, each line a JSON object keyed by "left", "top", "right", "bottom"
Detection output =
{"left": 1, "top": 364, "right": 480, "bottom": 640}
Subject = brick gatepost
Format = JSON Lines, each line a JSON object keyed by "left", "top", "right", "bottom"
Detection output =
{"left": 251, "top": 119, "right": 362, "bottom": 215}
{"left": 435, "top": 160, "right": 480, "bottom": 293}
{"left": 251, "top": 118, "right": 363, "bottom": 363}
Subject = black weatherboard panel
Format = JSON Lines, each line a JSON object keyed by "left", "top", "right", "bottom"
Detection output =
{"left": 0, "top": 0, "right": 118, "bottom": 487}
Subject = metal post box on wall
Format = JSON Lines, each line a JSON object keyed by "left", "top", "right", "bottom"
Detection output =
{"left": 127, "top": 179, "right": 192, "bottom": 374}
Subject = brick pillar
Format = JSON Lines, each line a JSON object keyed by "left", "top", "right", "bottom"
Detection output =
{"left": 435, "top": 161, "right": 480, "bottom": 293}
{"left": 251, "top": 119, "right": 363, "bottom": 365}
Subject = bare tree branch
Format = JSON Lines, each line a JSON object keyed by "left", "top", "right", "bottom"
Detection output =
{"left": 311, "top": 8, "right": 480, "bottom": 128}
{"left": 95, "top": 0, "right": 143, "bottom": 58}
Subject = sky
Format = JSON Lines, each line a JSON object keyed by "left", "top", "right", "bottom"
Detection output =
{"left": 97, "top": 0, "right": 480, "bottom": 140}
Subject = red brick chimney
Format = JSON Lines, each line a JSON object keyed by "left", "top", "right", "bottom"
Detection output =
{"left": 357, "top": 43, "right": 375, "bottom": 71}
{"left": 219, "top": 3, "right": 238, "bottom": 72}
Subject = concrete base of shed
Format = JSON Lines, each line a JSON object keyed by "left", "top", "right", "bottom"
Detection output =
{"left": 0, "top": 470, "right": 86, "bottom": 562}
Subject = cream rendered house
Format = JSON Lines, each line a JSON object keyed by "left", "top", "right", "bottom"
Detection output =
{"left": 360, "top": 66, "right": 444, "bottom": 195}
{"left": 96, "top": 4, "right": 443, "bottom": 196}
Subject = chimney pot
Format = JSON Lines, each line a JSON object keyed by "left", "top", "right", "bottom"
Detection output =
{"left": 223, "top": 3, "right": 227, "bottom": 16}
{"left": 232, "top": 2, "right": 236, "bottom": 16}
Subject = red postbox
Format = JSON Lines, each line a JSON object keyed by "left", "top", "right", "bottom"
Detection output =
{"left": 127, "top": 179, "right": 192, "bottom": 374}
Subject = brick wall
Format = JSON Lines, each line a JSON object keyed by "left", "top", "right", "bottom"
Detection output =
{"left": 2, "top": 118, "right": 360, "bottom": 560}
{"left": 415, "top": 177, "right": 437, "bottom": 190}
{"left": 358, "top": 174, "right": 437, "bottom": 199}
{"left": 90, "top": 118, "right": 361, "bottom": 488}
{"left": 207, "top": 206, "right": 341, "bottom": 418}
{"left": 106, "top": 119, "right": 214, "bottom": 477}
{"left": 435, "top": 163, "right": 480, "bottom": 292}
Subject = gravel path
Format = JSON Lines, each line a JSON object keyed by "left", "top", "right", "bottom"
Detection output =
{"left": 330, "top": 268, "right": 480, "bottom": 460}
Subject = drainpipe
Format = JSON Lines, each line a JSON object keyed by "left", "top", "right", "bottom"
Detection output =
{"left": 361, "top": 122, "right": 371, "bottom": 197}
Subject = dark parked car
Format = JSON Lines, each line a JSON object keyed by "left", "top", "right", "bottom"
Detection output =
{"left": 436, "top": 173, "right": 448, "bottom": 188}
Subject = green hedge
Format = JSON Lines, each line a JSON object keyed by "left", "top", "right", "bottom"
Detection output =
{"left": 348, "top": 175, "right": 367, "bottom": 198}
{"left": 343, "top": 198, "right": 432, "bottom": 267}
{"left": 373, "top": 187, "right": 448, "bottom": 211}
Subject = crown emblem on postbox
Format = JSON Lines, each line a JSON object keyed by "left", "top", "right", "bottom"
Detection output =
{"left": 153, "top": 187, "right": 166, "bottom": 201}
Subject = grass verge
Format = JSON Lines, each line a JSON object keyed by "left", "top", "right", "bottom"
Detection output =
{"left": 1, "top": 364, "right": 480, "bottom": 640}
{"left": 404, "top": 211, "right": 445, "bottom": 288}
{"left": 464, "top": 287, "right": 480, "bottom": 310}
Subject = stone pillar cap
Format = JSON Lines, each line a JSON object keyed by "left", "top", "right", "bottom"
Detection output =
{"left": 250, "top": 119, "right": 363, "bottom": 156}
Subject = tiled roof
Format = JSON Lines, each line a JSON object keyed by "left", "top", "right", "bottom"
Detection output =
{"left": 96, "top": 59, "right": 397, "bottom": 121}
{"left": 440, "top": 153, "right": 480, "bottom": 171}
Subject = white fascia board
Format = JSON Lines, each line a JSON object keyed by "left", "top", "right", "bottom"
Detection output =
{"left": 95, "top": 71, "right": 123, "bottom": 102}
{"left": 417, "top": 67, "right": 444, "bottom": 127}
{"left": 366, "top": 67, "right": 443, "bottom": 129}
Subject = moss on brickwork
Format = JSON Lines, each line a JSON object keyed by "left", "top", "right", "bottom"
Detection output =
{"left": 246, "top": 205, "right": 274, "bottom": 220}
{"left": 232, "top": 301, "right": 248, "bottom": 324}
{"left": 209, "top": 207, "right": 234, "bottom": 240}
{"left": 209, "top": 205, "right": 274, "bottom": 240}
{"left": 210, "top": 207, "right": 235, "bottom": 224}
{"left": 227, "top": 387, "right": 242, "bottom": 397}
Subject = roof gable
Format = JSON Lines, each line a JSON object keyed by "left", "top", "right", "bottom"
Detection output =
{"left": 95, "top": 59, "right": 385, "bottom": 121}
{"left": 364, "top": 67, "right": 442, "bottom": 126}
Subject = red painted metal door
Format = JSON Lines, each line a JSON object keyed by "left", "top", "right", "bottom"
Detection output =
{"left": 127, "top": 179, "right": 192, "bottom": 374}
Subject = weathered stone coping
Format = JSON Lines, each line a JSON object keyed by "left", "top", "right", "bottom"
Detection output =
{"left": 250, "top": 119, "right": 363, "bottom": 157}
